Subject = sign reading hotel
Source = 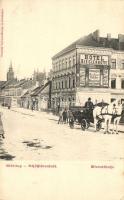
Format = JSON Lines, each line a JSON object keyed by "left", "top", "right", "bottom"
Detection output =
{"left": 80, "top": 54, "right": 109, "bottom": 65}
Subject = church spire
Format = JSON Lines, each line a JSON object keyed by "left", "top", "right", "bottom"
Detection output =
{"left": 7, "top": 61, "right": 14, "bottom": 81}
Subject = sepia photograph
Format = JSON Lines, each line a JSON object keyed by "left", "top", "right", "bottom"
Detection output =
{"left": 0, "top": 0, "right": 124, "bottom": 161}
{"left": 0, "top": 1, "right": 124, "bottom": 200}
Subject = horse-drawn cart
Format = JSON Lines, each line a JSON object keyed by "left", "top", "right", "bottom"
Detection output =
{"left": 69, "top": 106, "right": 102, "bottom": 131}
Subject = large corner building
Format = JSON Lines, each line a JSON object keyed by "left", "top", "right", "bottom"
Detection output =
{"left": 51, "top": 30, "right": 124, "bottom": 109}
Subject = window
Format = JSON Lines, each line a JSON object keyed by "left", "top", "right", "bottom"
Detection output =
{"left": 65, "top": 58, "right": 68, "bottom": 68}
{"left": 111, "top": 98, "right": 116, "bottom": 103}
{"left": 53, "top": 64, "right": 55, "bottom": 72}
{"left": 65, "top": 80, "right": 67, "bottom": 88}
{"left": 72, "top": 78, "right": 75, "bottom": 88}
{"left": 59, "top": 82, "right": 60, "bottom": 89}
{"left": 56, "top": 62, "right": 58, "bottom": 71}
{"left": 69, "top": 77, "right": 71, "bottom": 88}
{"left": 111, "top": 79, "right": 116, "bottom": 89}
{"left": 62, "top": 60, "right": 64, "bottom": 69}
{"left": 121, "top": 60, "right": 124, "bottom": 69}
{"left": 62, "top": 81, "right": 63, "bottom": 89}
{"left": 111, "top": 59, "right": 116, "bottom": 69}
{"left": 121, "top": 79, "right": 124, "bottom": 89}
{"left": 69, "top": 57, "right": 71, "bottom": 67}
{"left": 121, "top": 99, "right": 124, "bottom": 104}
{"left": 59, "top": 61, "right": 61, "bottom": 70}
{"left": 73, "top": 56, "right": 76, "bottom": 66}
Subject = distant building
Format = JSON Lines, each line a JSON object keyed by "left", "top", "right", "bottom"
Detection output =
{"left": 33, "top": 69, "right": 46, "bottom": 85}
{"left": 21, "top": 81, "right": 52, "bottom": 111}
{"left": 51, "top": 30, "right": 124, "bottom": 109}
{"left": 7, "top": 61, "right": 15, "bottom": 81}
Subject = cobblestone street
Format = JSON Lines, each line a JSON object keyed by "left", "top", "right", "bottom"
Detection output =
{"left": 0, "top": 106, "right": 124, "bottom": 161}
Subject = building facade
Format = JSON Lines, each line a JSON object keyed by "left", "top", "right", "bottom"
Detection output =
{"left": 51, "top": 30, "right": 124, "bottom": 109}
{"left": 110, "top": 50, "right": 124, "bottom": 103}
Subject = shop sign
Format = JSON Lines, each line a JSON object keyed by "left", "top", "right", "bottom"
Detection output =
{"left": 80, "top": 54, "right": 109, "bottom": 65}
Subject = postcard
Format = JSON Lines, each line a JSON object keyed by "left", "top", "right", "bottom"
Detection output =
{"left": 0, "top": 0, "right": 124, "bottom": 199}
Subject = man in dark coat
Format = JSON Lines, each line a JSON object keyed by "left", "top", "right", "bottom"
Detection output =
{"left": 84, "top": 98, "right": 94, "bottom": 122}
{"left": 85, "top": 97, "right": 94, "bottom": 110}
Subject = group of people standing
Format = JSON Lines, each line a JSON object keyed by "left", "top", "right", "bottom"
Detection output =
{"left": 58, "top": 108, "right": 70, "bottom": 124}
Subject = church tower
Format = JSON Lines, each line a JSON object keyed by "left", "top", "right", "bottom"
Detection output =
{"left": 7, "top": 61, "right": 14, "bottom": 81}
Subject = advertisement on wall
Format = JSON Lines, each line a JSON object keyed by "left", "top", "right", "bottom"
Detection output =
{"left": 89, "top": 69, "right": 100, "bottom": 86}
{"left": 103, "top": 69, "right": 109, "bottom": 86}
{"left": 80, "top": 68, "right": 86, "bottom": 86}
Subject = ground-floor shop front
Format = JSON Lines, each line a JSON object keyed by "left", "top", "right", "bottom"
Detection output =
{"left": 51, "top": 90, "right": 76, "bottom": 112}
{"left": 51, "top": 87, "right": 124, "bottom": 108}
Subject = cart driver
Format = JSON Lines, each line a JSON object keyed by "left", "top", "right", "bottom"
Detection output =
{"left": 84, "top": 97, "right": 94, "bottom": 121}
{"left": 84, "top": 97, "right": 94, "bottom": 110}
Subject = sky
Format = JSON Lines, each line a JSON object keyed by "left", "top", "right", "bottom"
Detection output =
{"left": 0, "top": 0, "right": 124, "bottom": 80}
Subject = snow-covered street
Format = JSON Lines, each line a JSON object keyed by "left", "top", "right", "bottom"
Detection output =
{"left": 0, "top": 107, "right": 124, "bottom": 161}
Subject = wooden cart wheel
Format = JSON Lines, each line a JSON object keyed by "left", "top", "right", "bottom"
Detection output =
{"left": 81, "top": 119, "right": 87, "bottom": 131}
{"left": 69, "top": 120, "right": 74, "bottom": 129}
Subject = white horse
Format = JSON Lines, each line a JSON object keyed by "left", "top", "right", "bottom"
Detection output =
{"left": 93, "top": 101, "right": 115, "bottom": 133}
{"left": 101, "top": 104, "right": 114, "bottom": 133}
{"left": 112, "top": 101, "right": 122, "bottom": 134}
{"left": 93, "top": 103, "right": 113, "bottom": 133}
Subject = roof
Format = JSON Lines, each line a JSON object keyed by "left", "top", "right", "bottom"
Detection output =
{"left": 30, "top": 86, "right": 42, "bottom": 96}
{"left": 31, "top": 81, "right": 51, "bottom": 96}
{"left": 0, "top": 81, "right": 7, "bottom": 89}
{"left": 21, "top": 91, "right": 30, "bottom": 98}
{"left": 14, "top": 79, "right": 28, "bottom": 88}
{"left": 0, "top": 80, "right": 16, "bottom": 89}
{"left": 52, "top": 30, "right": 124, "bottom": 59}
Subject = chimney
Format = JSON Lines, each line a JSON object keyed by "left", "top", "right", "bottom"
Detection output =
{"left": 107, "top": 33, "right": 111, "bottom": 41}
{"left": 118, "top": 34, "right": 124, "bottom": 50}
{"left": 92, "top": 29, "right": 100, "bottom": 41}
{"left": 118, "top": 34, "right": 124, "bottom": 42}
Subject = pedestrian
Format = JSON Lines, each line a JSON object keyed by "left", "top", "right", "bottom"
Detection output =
{"left": 0, "top": 112, "right": 5, "bottom": 139}
{"left": 62, "top": 108, "right": 67, "bottom": 124}
{"left": 66, "top": 109, "right": 70, "bottom": 124}
{"left": 57, "top": 102, "right": 60, "bottom": 114}
{"left": 112, "top": 101, "right": 122, "bottom": 134}
{"left": 58, "top": 109, "right": 63, "bottom": 124}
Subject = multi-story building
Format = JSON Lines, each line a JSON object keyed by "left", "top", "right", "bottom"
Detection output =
{"left": 110, "top": 50, "right": 124, "bottom": 102}
{"left": 51, "top": 30, "right": 124, "bottom": 109}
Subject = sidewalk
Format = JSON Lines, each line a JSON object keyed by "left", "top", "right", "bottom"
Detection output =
{"left": 2, "top": 106, "right": 124, "bottom": 133}
{"left": 0, "top": 114, "right": 5, "bottom": 138}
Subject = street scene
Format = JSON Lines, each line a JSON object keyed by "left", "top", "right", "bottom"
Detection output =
{"left": 0, "top": 28, "right": 124, "bottom": 161}
{"left": 1, "top": 2, "right": 124, "bottom": 200}
{"left": 0, "top": 3, "right": 124, "bottom": 161}
{"left": 0, "top": 105, "right": 124, "bottom": 161}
